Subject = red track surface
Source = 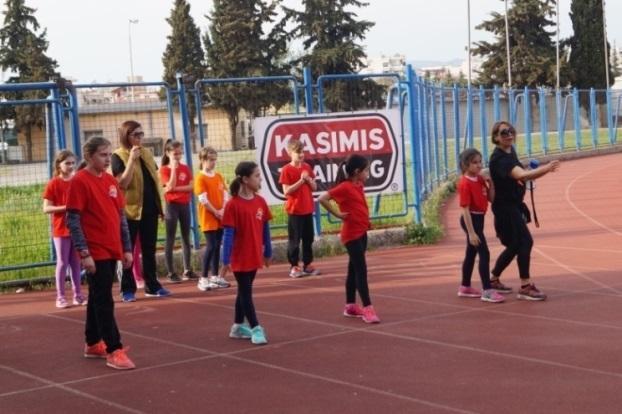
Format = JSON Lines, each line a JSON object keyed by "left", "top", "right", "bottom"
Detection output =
{"left": 1, "top": 153, "right": 621, "bottom": 413}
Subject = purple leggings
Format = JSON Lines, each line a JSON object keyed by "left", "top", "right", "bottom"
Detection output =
{"left": 53, "top": 237, "right": 82, "bottom": 299}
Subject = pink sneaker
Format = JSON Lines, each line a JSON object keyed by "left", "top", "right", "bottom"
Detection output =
{"left": 362, "top": 305, "right": 380, "bottom": 324}
{"left": 343, "top": 303, "right": 365, "bottom": 318}
{"left": 457, "top": 286, "right": 481, "bottom": 298}
{"left": 481, "top": 289, "right": 505, "bottom": 303}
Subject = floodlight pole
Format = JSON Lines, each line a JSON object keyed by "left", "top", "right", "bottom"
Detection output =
{"left": 504, "top": 0, "right": 512, "bottom": 88}
{"left": 128, "top": 19, "right": 139, "bottom": 102}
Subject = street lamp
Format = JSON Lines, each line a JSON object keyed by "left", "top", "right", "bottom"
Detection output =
{"left": 602, "top": 0, "right": 610, "bottom": 88}
{"left": 128, "top": 19, "right": 139, "bottom": 102}
{"left": 556, "top": 0, "right": 560, "bottom": 91}
{"left": 467, "top": 0, "right": 472, "bottom": 89}
{"left": 504, "top": 0, "right": 512, "bottom": 88}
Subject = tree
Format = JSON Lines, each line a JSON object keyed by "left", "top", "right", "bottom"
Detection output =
{"left": 161, "top": 0, "right": 205, "bottom": 151}
{"left": 472, "top": 0, "right": 562, "bottom": 89}
{"left": 0, "top": 0, "right": 58, "bottom": 161}
{"left": 284, "top": 0, "right": 385, "bottom": 112}
{"left": 612, "top": 43, "right": 622, "bottom": 79}
{"left": 204, "top": 0, "right": 290, "bottom": 149}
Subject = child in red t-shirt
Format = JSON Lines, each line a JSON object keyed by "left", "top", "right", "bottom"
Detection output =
{"left": 221, "top": 161, "right": 273, "bottom": 345}
{"left": 43, "top": 150, "right": 85, "bottom": 309}
{"left": 457, "top": 148, "right": 504, "bottom": 303}
{"left": 278, "top": 139, "right": 319, "bottom": 278}
{"left": 318, "top": 154, "right": 380, "bottom": 324}
{"left": 159, "top": 139, "right": 195, "bottom": 283}
{"left": 66, "top": 137, "right": 135, "bottom": 370}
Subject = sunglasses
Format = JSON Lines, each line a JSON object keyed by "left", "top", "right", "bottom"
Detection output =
{"left": 499, "top": 128, "right": 516, "bottom": 138}
{"left": 130, "top": 131, "right": 145, "bottom": 138}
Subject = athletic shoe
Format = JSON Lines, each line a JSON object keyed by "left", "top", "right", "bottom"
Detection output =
{"left": 517, "top": 284, "right": 547, "bottom": 301}
{"left": 182, "top": 270, "right": 199, "bottom": 281}
{"left": 106, "top": 348, "right": 135, "bottom": 370}
{"left": 84, "top": 340, "right": 107, "bottom": 359}
{"left": 302, "top": 264, "right": 321, "bottom": 276}
{"left": 343, "top": 303, "right": 365, "bottom": 318}
{"left": 166, "top": 273, "right": 182, "bottom": 284}
{"left": 210, "top": 275, "right": 231, "bottom": 288}
{"left": 457, "top": 286, "right": 482, "bottom": 298}
{"left": 121, "top": 292, "right": 136, "bottom": 302}
{"left": 73, "top": 295, "right": 87, "bottom": 306}
{"left": 289, "top": 266, "right": 303, "bottom": 278}
{"left": 251, "top": 325, "right": 268, "bottom": 345}
{"left": 229, "top": 323, "right": 252, "bottom": 339}
{"left": 145, "top": 288, "right": 172, "bottom": 298}
{"left": 490, "top": 279, "right": 513, "bottom": 293}
{"left": 55, "top": 297, "right": 69, "bottom": 309}
{"left": 481, "top": 289, "right": 505, "bottom": 303}
{"left": 197, "top": 277, "right": 219, "bottom": 291}
{"left": 362, "top": 305, "right": 380, "bottom": 324}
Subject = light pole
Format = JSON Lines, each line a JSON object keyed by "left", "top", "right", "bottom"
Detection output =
{"left": 128, "top": 19, "right": 139, "bottom": 102}
{"left": 556, "top": 0, "right": 560, "bottom": 91}
{"left": 504, "top": 0, "right": 512, "bottom": 88}
{"left": 467, "top": 0, "right": 472, "bottom": 89}
{"left": 602, "top": 0, "right": 610, "bottom": 88}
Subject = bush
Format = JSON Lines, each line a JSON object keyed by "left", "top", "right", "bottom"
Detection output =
{"left": 405, "top": 180, "right": 456, "bottom": 245}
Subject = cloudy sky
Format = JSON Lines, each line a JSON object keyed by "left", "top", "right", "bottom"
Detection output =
{"left": 7, "top": 0, "right": 622, "bottom": 83}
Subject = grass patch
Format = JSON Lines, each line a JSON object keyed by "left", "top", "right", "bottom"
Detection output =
{"left": 405, "top": 179, "right": 456, "bottom": 245}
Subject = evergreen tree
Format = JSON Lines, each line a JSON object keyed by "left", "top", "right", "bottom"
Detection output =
{"left": 0, "top": 0, "right": 58, "bottom": 161}
{"left": 284, "top": 0, "right": 385, "bottom": 112}
{"left": 472, "top": 0, "right": 562, "bottom": 88}
{"left": 204, "top": 0, "right": 290, "bottom": 149}
{"left": 612, "top": 43, "right": 621, "bottom": 79}
{"left": 161, "top": 0, "right": 205, "bottom": 150}
{"left": 567, "top": 0, "right": 613, "bottom": 110}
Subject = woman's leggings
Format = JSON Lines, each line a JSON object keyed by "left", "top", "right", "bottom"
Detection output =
{"left": 164, "top": 202, "right": 191, "bottom": 273}
{"left": 202, "top": 229, "right": 223, "bottom": 277}
{"left": 53, "top": 237, "right": 82, "bottom": 298}
{"left": 234, "top": 271, "right": 258, "bottom": 328}
{"left": 460, "top": 213, "right": 491, "bottom": 290}
{"left": 491, "top": 203, "right": 533, "bottom": 279}
{"left": 345, "top": 234, "right": 371, "bottom": 307}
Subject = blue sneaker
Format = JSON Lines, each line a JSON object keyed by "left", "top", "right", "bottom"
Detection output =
{"left": 121, "top": 292, "right": 136, "bottom": 302}
{"left": 251, "top": 325, "right": 268, "bottom": 345}
{"left": 145, "top": 288, "right": 171, "bottom": 298}
{"left": 229, "top": 323, "right": 252, "bottom": 339}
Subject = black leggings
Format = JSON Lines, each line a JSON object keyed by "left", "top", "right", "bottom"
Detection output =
{"left": 492, "top": 203, "right": 533, "bottom": 279}
{"left": 460, "top": 213, "right": 491, "bottom": 290}
{"left": 234, "top": 271, "right": 258, "bottom": 328}
{"left": 345, "top": 234, "right": 371, "bottom": 307}
{"left": 202, "top": 229, "right": 223, "bottom": 277}
{"left": 287, "top": 214, "right": 315, "bottom": 267}
{"left": 85, "top": 260, "right": 122, "bottom": 353}
{"left": 164, "top": 202, "right": 191, "bottom": 273}
{"left": 121, "top": 212, "right": 162, "bottom": 294}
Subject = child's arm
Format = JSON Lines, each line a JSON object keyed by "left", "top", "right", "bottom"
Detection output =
{"left": 485, "top": 176, "right": 495, "bottom": 203}
{"left": 66, "top": 209, "right": 96, "bottom": 273}
{"left": 163, "top": 163, "right": 177, "bottom": 193}
{"left": 197, "top": 192, "right": 223, "bottom": 219}
{"left": 263, "top": 221, "right": 272, "bottom": 267}
{"left": 318, "top": 192, "right": 348, "bottom": 220}
{"left": 283, "top": 171, "right": 315, "bottom": 195}
{"left": 174, "top": 177, "right": 193, "bottom": 193}
{"left": 43, "top": 199, "right": 66, "bottom": 214}
{"left": 461, "top": 207, "right": 480, "bottom": 246}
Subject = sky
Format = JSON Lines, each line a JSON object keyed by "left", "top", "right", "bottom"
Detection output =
{"left": 7, "top": 0, "right": 622, "bottom": 84}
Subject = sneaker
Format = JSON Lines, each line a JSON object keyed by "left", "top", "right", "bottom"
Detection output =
{"left": 55, "top": 297, "right": 69, "bottom": 309}
{"left": 517, "top": 284, "right": 547, "bottom": 301}
{"left": 229, "top": 323, "right": 252, "bottom": 339}
{"left": 481, "top": 289, "right": 506, "bottom": 303}
{"left": 106, "top": 348, "right": 135, "bottom": 370}
{"left": 84, "top": 340, "right": 107, "bottom": 359}
{"left": 251, "top": 325, "right": 268, "bottom": 345}
{"left": 121, "top": 292, "right": 136, "bottom": 302}
{"left": 145, "top": 288, "right": 172, "bottom": 298}
{"left": 362, "top": 305, "right": 380, "bottom": 324}
{"left": 182, "top": 270, "right": 199, "bottom": 281}
{"left": 289, "top": 266, "right": 303, "bottom": 278}
{"left": 457, "top": 285, "right": 482, "bottom": 298}
{"left": 490, "top": 279, "right": 513, "bottom": 293}
{"left": 73, "top": 295, "right": 87, "bottom": 306}
{"left": 343, "top": 303, "right": 365, "bottom": 318}
{"left": 302, "top": 264, "right": 321, "bottom": 276}
{"left": 197, "top": 277, "right": 219, "bottom": 291}
{"left": 166, "top": 273, "right": 182, "bottom": 284}
{"left": 210, "top": 275, "right": 231, "bottom": 288}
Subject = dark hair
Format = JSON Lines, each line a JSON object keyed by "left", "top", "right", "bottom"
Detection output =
{"left": 118, "top": 120, "right": 141, "bottom": 149}
{"left": 335, "top": 154, "right": 369, "bottom": 185}
{"left": 81, "top": 137, "right": 111, "bottom": 169}
{"left": 459, "top": 148, "right": 482, "bottom": 173}
{"left": 53, "top": 150, "right": 75, "bottom": 176}
{"left": 161, "top": 139, "right": 182, "bottom": 166}
{"left": 229, "top": 161, "right": 258, "bottom": 196}
{"left": 490, "top": 120, "right": 513, "bottom": 145}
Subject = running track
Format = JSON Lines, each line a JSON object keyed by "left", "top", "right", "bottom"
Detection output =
{"left": 1, "top": 153, "right": 621, "bottom": 413}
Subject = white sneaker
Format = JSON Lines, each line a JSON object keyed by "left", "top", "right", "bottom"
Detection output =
{"left": 210, "top": 275, "right": 231, "bottom": 288}
{"left": 197, "top": 277, "right": 219, "bottom": 291}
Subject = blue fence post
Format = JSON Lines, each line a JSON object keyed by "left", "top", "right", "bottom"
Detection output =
{"left": 440, "top": 84, "right": 448, "bottom": 179}
{"left": 452, "top": 84, "right": 460, "bottom": 174}
{"left": 420, "top": 81, "right": 430, "bottom": 193}
{"left": 164, "top": 87, "right": 177, "bottom": 141}
{"left": 573, "top": 88, "right": 581, "bottom": 150}
{"left": 45, "top": 101, "right": 56, "bottom": 262}
{"left": 479, "top": 86, "right": 488, "bottom": 162}
{"left": 192, "top": 84, "right": 206, "bottom": 147}
{"left": 523, "top": 87, "right": 531, "bottom": 157}
{"left": 556, "top": 89, "right": 564, "bottom": 151}
{"left": 466, "top": 85, "right": 473, "bottom": 148}
{"left": 589, "top": 88, "right": 597, "bottom": 147}
{"left": 303, "top": 67, "right": 322, "bottom": 236}
{"left": 176, "top": 73, "right": 200, "bottom": 250}
{"left": 493, "top": 85, "right": 501, "bottom": 122}
{"left": 406, "top": 65, "right": 421, "bottom": 223}
{"left": 539, "top": 87, "right": 548, "bottom": 155}
{"left": 67, "top": 86, "right": 82, "bottom": 158}
{"left": 50, "top": 87, "right": 66, "bottom": 150}
{"left": 606, "top": 88, "right": 614, "bottom": 145}
{"left": 508, "top": 88, "right": 515, "bottom": 125}
{"left": 431, "top": 85, "right": 440, "bottom": 186}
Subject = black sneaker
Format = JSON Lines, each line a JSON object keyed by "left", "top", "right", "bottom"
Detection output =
{"left": 182, "top": 270, "right": 199, "bottom": 281}
{"left": 490, "top": 279, "right": 512, "bottom": 293}
{"left": 166, "top": 273, "right": 182, "bottom": 284}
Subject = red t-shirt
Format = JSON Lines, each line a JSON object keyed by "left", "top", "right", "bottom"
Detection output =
{"left": 66, "top": 169, "right": 126, "bottom": 261}
{"left": 458, "top": 174, "right": 489, "bottom": 214}
{"left": 222, "top": 194, "right": 272, "bottom": 272}
{"left": 160, "top": 164, "right": 192, "bottom": 204}
{"left": 42, "top": 176, "right": 71, "bottom": 237}
{"left": 279, "top": 162, "right": 315, "bottom": 215}
{"left": 328, "top": 181, "right": 370, "bottom": 244}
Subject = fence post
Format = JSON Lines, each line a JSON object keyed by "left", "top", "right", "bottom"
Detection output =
{"left": 452, "top": 84, "right": 460, "bottom": 174}
{"left": 67, "top": 86, "right": 82, "bottom": 159}
{"left": 440, "top": 83, "right": 448, "bottom": 180}
{"left": 508, "top": 88, "right": 515, "bottom": 125}
{"left": 466, "top": 85, "right": 473, "bottom": 148}
{"left": 573, "top": 88, "right": 581, "bottom": 150}
{"left": 493, "top": 85, "right": 501, "bottom": 122}
{"left": 606, "top": 87, "right": 614, "bottom": 145}
{"left": 479, "top": 85, "right": 488, "bottom": 162}
{"left": 589, "top": 88, "right": 597, "bottom": 148}
{"left": 406, "top": 65, "right": 421, "bottom": 223}
{"left": 430, "top": 85, "right": 440, "bottom": 186}
{"left": 556, "top": 89, "right": 563, "bottom": 151}
{"left": 303, "top": 67, "right": 322, "bottom": 237}
{"left": 539, "top": 87, "right": 548, "bottom": 155}
{"left": 165, "top": 87, "right": 177, "bottom": 141}
{"left": 50, "top": 87, "right": 66, "bottom": 150}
